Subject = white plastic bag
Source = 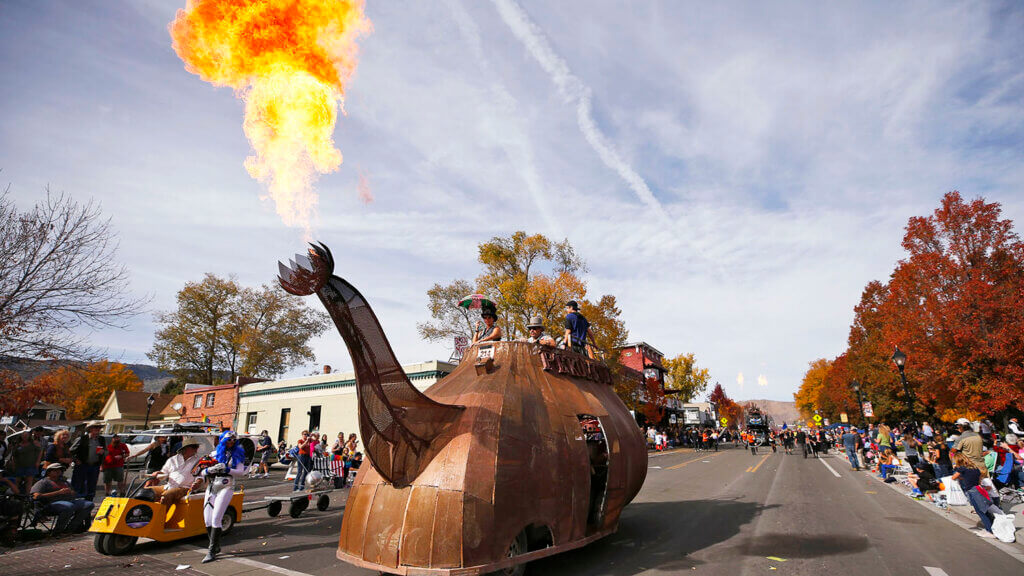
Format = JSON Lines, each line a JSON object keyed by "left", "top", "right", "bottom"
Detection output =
{"left": 992, "top": 513, "right": 1016, "bottom": 543}
{"left": 941, "top": 476, "right": 969, "bottom": 506}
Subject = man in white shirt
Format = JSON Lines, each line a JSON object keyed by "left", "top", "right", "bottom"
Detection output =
{"left": 145, "top": 440, "right": 201, "bottom": 505}
{"left": 1009, "top": 418, "right": 1024, "bottom": 437}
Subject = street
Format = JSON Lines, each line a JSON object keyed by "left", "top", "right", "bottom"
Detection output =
{"left": 3, "top": 446, "right": 1023, "bottom": 576}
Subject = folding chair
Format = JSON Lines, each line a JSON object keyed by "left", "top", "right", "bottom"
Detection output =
{"left": 20, "top": 496, "right": 59, "bottom": 539}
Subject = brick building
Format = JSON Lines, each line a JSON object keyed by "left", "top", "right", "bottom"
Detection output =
{"left": 161, "top": 383, "right": 240, "bottom": 431}
{"left": 618, "top": 341, "right": 666, "bottom": 386}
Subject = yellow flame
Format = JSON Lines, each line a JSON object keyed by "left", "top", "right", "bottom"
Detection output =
{"left": 170, "top": 0, "right": 372, "bottom": 235}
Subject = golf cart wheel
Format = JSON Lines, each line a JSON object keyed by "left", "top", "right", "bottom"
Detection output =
{"left": 93, "top": 533, "right": 110, "bottom": 555}
{"left": 487, "top": 530, "right": 527, "bottom": 576}
{"left": 267, "top": 500, "right": 282, "bottom": 517}
{"left": 316, "top": 494, "right": 330, "bottom": 511}
{"left": 106, "top": 534, "right": 138, "bottom": 555}
{"left": 289, "top": 497, "right": 308, "bottom": 518}
{"left": 221, "top": 508, "right": 237, "bottom": 535}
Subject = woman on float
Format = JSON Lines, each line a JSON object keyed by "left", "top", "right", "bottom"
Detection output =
{"left": 195, "top": 431, "right": 247, "bottom": 563}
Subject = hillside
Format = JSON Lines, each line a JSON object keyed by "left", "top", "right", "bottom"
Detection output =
{"left": 743, "top": 399, "right": 800, "bottom": 426}
{"left": 0, "top": 356, "right": 173, "bottom": 393}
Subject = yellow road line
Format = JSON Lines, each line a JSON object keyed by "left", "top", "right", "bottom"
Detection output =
{"left": 667, "top": 452, "right": 721, "bottom": 470}
{"left": 748, "top": 454, "right": 771, "bottom": 473}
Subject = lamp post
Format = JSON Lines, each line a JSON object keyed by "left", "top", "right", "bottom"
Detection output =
{"left": 851, "top": 380, "right": 866, "bottom": 426}
{"left": 144, "top": 394, "right": 156, "bottom": 429}
{"left": 890, "top": 346, "right": 916, "bottom": 428}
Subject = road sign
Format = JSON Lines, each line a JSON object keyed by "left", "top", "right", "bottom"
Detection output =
{"left": 862, "top": 402, "right": 874, "bottom": 417}
{"left": 720, "top": 417, "right": 728, "bottom": 425}
{"left": 813, "top": 414, "right": 823, "bottom": 424}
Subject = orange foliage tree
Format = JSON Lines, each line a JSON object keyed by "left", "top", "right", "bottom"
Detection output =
{"left": 709, "top": 383, "right": 741, "bottom": 429}
{"left": 799, "top": 192, "right": 1024, "bottom": 421}
{"left": 0, "top": 370, "right": 58, "bottom": 416}
{"left": 33, "top": 361, "right": 143, "bottom": 420}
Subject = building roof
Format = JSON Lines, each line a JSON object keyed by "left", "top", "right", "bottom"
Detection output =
{"left": 619, "top": 341, "right": 665, "bottom": 358}
{"left": 182, "top": 382, "right": 237, "bottom": 393}
{"left": 158, "top": 394, "right": 187, "bottom": 416}
{"left": 111, "top": 391, "right": 175, "bottom": 418}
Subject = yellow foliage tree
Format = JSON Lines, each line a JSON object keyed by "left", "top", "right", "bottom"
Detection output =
{"left": 793, "top": 358, "right": 832, "bottom": 419}
{"left": 34, "top": 361, "right": 143, "bottom": 419}
{"left": 662, "top": 353, "right": 712, "bottom": 402}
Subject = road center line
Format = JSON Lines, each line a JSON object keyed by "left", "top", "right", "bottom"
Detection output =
{"left": 923, "top": 567, "right": 949, "bottom": 576}
{"left": 747, "top": 454, "right": 770, "bottom": 473}
{"left": 819, "top": 458, "right": 841, "bottom": 477}
{"left": 667, "top": 452, "right": 721, "bottom": 470}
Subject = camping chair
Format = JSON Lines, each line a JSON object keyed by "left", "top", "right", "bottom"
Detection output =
{"left": 993, "top": 456, "right": 1024, "bottom": 505}
{"left": 20, "top": 495, "right": 59, "bottom": 539}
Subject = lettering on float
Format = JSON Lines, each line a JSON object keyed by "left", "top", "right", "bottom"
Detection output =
{"left": 538, "top": 348, "right": 613, "bottom": 385}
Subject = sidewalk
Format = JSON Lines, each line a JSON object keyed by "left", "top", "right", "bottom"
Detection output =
{"left": 842, "top": 450, "right": 1024, "bottom": 557}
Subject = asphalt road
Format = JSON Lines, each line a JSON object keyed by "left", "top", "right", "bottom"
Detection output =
{"left": 3, "top": 446, "right": 1023, "bottom": 576}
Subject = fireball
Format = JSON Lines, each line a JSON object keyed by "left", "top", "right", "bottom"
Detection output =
{"left": 170, "top": 0, "right": 372, "bottom": 234}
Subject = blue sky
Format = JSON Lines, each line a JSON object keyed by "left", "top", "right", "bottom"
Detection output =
{"left": 2, "top": 1, "right": 1023, "bottom": 401}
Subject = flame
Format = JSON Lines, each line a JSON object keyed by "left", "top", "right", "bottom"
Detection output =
{"left": 356, "top": 169, "right": 374, "bottom": 204}
{"left": 170, "top": 0, "right": 372, "bottom": 234}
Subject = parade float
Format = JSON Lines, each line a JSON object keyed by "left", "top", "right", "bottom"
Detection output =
{"left": 278, "top": 243, "right": 648, "bottom": 576}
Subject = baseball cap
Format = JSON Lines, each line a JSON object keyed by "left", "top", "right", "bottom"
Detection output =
{"left": 955, "top": 418, "right": 971, "bottom": 426}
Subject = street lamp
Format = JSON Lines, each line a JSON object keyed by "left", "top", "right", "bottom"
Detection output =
{"left": 144, "top": 394, "right": 156, "bottom": 429}
{"left": 890, "top": 346, "right": 915, "bottom": 427}
{"left": 851, "top": 380, "right": 866, "bottom": 426}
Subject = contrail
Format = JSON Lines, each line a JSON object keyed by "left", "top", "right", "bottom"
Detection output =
{"left": 491, "top": 0, "right": 668, "bottom": 221}
{"left": 445, "top": 0, "right": 561, "bottom": 235}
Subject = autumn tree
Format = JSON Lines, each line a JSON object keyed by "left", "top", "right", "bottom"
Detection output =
{"left": 0, "top": 369, "right": 57, "bottom": 416}
{"left": 709, "top": 383, "right": 740, "bottom": 429}
{"left": 0, "top": 189, "right": 146, "bottom": 361}
{"left": 33, "top": 361, "right": 142, "bottom": 419}
{"left": 149, "top": 275, "right": 329, "bottom": 384}
{"left": 794, "top": 358, "right": 831, "bottom": 419}
{"left": 662, "top": 352, "right": 711, "bottom": 402}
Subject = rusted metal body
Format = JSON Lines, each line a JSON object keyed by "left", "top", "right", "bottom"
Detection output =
{"left": 279, "top": 244, "right": 647, "bottom": 575}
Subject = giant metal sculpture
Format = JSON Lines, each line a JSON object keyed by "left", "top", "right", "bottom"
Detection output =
{"left": 279, "top": 243, "right": 647, "bottom": 575}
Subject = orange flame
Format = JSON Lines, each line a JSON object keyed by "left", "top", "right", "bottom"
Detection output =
{"left": 170, "top": 0, "right": 372, "bottom": 235}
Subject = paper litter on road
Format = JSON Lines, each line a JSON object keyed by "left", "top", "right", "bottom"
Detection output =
{"left": 279, "top": 555, "right": 291, "bottom": 559}
{"left": 176, "top": 565, "right": 191, "bottom": 570}
{"left": 766, "top": 556, "right": 787, "bottom": 562}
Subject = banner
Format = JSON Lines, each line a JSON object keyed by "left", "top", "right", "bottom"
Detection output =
{"left": 862, "top": 402, "right": 874, "bottom": 417}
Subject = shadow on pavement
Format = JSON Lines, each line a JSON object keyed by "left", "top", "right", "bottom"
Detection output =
{"left": 529, "top": 498, "right": 778, "bottom": 575}
{"left": 738, "top": 532, "right": 870, "bottom": 558}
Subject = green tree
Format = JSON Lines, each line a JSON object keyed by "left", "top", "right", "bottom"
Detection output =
{"left": 148, "top": 275, "right": 328, "bottom": 384}
{"left": 662, "top": 353, "right": 712, "bottom": 402}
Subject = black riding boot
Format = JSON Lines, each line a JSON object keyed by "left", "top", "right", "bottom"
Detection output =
{"left": 202, "top": 527, "right": 221, "bottom": 563}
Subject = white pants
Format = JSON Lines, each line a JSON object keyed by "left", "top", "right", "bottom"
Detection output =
{"left": 203, "top": 476, "right": 233, "bottom": 528}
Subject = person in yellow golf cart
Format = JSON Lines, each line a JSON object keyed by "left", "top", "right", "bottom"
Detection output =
{"left": 143, "top": 440, "right": 201, "bottom": 506}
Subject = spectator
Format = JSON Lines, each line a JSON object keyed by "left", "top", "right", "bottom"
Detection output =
{"left": 31, "top": 463, "right": 93, "bottom": 535}
{"left": 921, "top": 421, "right": 934, "bottom": 442}
{"left": 344, "top": 433, "right": 359, "bottom": 458}
{"left": 42, "top": 430, "right": 73, "bottom": 470}
{"left": 11, "top": 431, "right": 43, "bottom": 494}
{"left": 1008, "top": 418, "right": 1024, "bottom": 437}
{"left": 332, "top": 432, "right": 346, "bottom": 457}
{"left": 133, "top": 435, "right": 171, "bottom": 476}
{"left": 952, "top": 452, "right": 997, "bottom": 538}
{"left": 902, "top": 434, "right": 920, "bottom": 467}
{"left": 930, "top": 435, "right": 953, "bottom": 479}
{"left": 294, "top": 430, "right": 313, "bottom": 491}
{"left": 0, "top": 430, "right": 8, "bottom": 473}
{"left": 951, "top": 418, "right": 986, "bottom": 470}
{"left": 878, "top": 449, "right": 898, "bottom": 481}
{"left": 69, "top": 422, "right": 106, "bottom": 500}
{"left": 876, "top": 424, "right": 893, "bottom": 453}
{"left": 101, "top": 434, "right": 130, "bottom": 496}
{"left": 842, "top": 427, "right": 860, "bottom": 471}
{"left": 255, "top": 430, "right": 273, "bottom": 478}
{"left": 908, "top": 459, "right": 939, "bottom": 500}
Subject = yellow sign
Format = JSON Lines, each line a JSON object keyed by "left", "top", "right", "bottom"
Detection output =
{"left": 813, "top": 414, "right": 823, "bottom": 423}
{"left": 840, "top": 413, "right": 848, "bottom": 423}
{"left": 720, "top": 417, "right": 728, "bottom": 425}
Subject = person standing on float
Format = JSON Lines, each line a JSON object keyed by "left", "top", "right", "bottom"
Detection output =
{"left": 196, "top": 431, "right": 246, "bottom": 563}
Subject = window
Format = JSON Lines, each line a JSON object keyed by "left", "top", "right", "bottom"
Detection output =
{"left": 193, "top": 395, "right": 204, "bottom": 409}
{"left": 46, "top": 410, "right": 60, "bottom": 421}
{"left": 278, "top": 408, "right": 291, "bottom": 443}
{"left": 308, "top": 405, "right": 321, "bottom": 432}
{"left": 246, "top": 412, "right": 257, "bottom": 434}
{"left": 206, "top": 393, "right": 216, "bottom": 407}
